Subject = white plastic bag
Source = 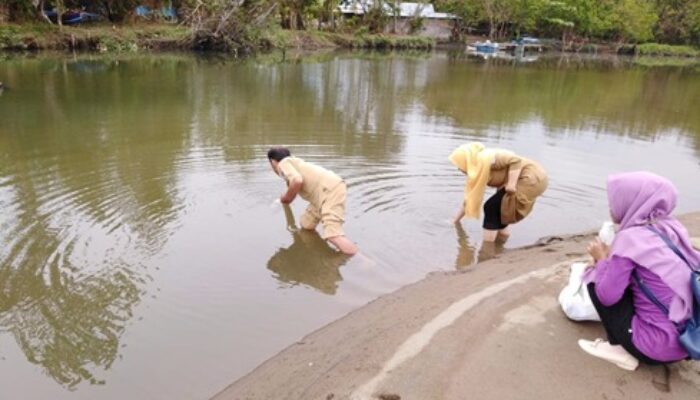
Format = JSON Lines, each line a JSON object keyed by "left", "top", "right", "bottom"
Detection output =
{"left": 558, "top": 221, "right": 615, "bottom": 322}
{"left": 558, "top": 262, "right": 601, "bottom": 321}
{"left": 598, "top": 221, "right": 615, "bottom": 246}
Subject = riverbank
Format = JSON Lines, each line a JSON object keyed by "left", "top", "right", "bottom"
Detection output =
{"left": 619, "top": 43, "right": 700, "bottom": 57}
{"left": 213, "top": 212, "right": 700, "bottom": 400}
{"left": 0, "top": 23, "right": 435, "bottom": 52}
{"left": 4, "top": 23, "right": 700, "bottom": 58}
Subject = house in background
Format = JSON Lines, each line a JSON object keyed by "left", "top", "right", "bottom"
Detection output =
{"left": 338, "top": 1, "right": 457, "bottom": 40}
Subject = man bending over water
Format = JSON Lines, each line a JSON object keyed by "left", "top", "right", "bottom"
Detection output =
{"left": 267, "top": 147, "right": 358, "bottom": 256}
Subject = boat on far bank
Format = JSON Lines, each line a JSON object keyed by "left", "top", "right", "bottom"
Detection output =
{"left": 473, "top": 40, "right": 500, "bottom": 53}
{"left": 469, "top": 36, "right": 545, "bottom": 55}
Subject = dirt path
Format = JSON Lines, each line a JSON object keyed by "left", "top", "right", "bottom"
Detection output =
{"left": 213, "top": 212, "right": 700, "bottom": 400}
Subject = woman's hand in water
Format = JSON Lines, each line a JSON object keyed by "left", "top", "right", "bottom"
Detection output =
{"left": 587, "top": 238, "right": 609, "bottom": 262}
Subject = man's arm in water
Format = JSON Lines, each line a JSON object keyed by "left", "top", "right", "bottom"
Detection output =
{"left": 280, "top": 176, "right": 303, "bottom": 204}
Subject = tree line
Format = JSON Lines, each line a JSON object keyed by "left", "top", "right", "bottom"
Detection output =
{"left": 442, "top": 0, "right": 700, "bottom": 46}
{"left": 3, "top": 0, "right": 700, "bottom": 46}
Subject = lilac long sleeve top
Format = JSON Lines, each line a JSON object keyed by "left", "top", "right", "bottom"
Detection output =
{"left": 593, "top": 255, "right": 688, "bottom": 362}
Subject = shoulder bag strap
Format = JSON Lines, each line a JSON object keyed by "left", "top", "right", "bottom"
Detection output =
{"left": 646, "top": 225, "right": 696, "bottom": 272}
{"left": 632, "top": 270, "right": 670, "bottom": 315}
{"left": 632, "top": 270, "right": 682, "bottom": 329}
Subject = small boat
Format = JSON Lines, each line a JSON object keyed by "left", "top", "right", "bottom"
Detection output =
{"left": 474, "top": 40, "right": 499, "bottom": 53}
{"left": 519, "top": 36, "right": 541, "bottom": 45}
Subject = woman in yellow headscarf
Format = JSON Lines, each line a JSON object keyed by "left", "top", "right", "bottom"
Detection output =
{"left": 449, "top": 142, "right": 548, "bottom": 242}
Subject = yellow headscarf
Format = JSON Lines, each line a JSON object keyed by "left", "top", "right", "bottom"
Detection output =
{"left": 448, "top": 142, "right": 496, "bottom": 219}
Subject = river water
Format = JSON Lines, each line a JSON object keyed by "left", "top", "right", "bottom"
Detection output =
{"left": 0, "top": 51, "right": 699, "bottom": 399}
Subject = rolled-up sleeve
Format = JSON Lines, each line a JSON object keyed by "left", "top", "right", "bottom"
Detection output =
{"left": 278, "top": 159, "right": 302, "bottom": 184}
{"left": 594, "top": 255, "right": 635, "bottom": 306}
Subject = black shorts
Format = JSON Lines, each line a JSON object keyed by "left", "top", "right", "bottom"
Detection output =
{"left": 483, "top": 188, "right": 508, "bottom": 230}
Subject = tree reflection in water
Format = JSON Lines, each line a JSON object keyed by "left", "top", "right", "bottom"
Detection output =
{"left": 0, "top": 261, "right": 141, "bottom": 388}
{"left": 0, "top": 55, "right": 190, "bottom": 389}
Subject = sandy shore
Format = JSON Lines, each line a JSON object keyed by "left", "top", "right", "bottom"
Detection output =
{"left": 213, "top": 212, "right": 700, "bottom": 400}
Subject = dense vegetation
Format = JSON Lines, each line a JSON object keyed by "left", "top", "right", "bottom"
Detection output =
{"left": 1, "top": 0, "right": 699, "bottom": 50}
{"left": 441, "top": 0, "right": 700, "bottom": 47}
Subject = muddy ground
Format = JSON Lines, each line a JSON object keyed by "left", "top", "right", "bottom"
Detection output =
{"left": 213, "top": 212, "right": 700, "bottom": 400}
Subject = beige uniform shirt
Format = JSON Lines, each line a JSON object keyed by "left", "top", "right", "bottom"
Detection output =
{"left": 488, "top": 152, "right": 523, "bottom": 188}
{"left": 278, "top": 157, "right": 342, "bottom": 209}
{"left": 488, "top": 151, "right": 548, "bottom": 224}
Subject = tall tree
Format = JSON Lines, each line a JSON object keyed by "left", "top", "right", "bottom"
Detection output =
{"left": 654, "top": 0, "right": 700, "bottom": 44}
{"left": 611, "top": 0, "right": 657, "bottom": 42}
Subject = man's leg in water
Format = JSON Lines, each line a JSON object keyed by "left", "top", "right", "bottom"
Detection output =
{"left": 328, "top": 235, "right": 358, "bottom": 256}
{"left": 321, "top": 183, "right": 357, "bottom": 256}
{"left": 299, "top": 205, "right": 321, "bottom": 231}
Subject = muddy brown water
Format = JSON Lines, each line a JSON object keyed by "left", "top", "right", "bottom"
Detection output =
{"left": 0, "top": 51, "right": 699, "bottom": 399}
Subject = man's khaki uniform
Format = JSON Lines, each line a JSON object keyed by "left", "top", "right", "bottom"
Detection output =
{"left": 278, "top": 157, "right": 347, "bottom": 239}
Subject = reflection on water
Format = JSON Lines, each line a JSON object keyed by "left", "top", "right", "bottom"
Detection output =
{"left": 454, "top": 223, "right": 476, "bottom": 270}
{"left": 267, "top": 206, "right": 348, "bottom": 295}
{"left": 422, "top": 52, "right": 700, "bottom": 147}
{"left": 0, "top": 55, "right": 189, "bottom": 391}
{"left": 453, "top": 222, "right": 507, "bottom": 269}
{"left": 0, "top": 51, "right": 699, "bottom": 400}
{"left": 0, "top": 266, "right": 140, "bottom": 388}
{"left": 466, "top": 50, "right": 540, "bottom": 63}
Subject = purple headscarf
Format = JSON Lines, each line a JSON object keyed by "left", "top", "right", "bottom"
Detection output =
{"left": 608, "top": 171, "right": 700, "bottom": 323}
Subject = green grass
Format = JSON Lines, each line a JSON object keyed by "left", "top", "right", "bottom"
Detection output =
{"left": 635, "top": 43, "right": 699, "bottom": 57}
{"left": 0, "top": 23, "right": 190, "bottom": 52}
{"left": 260, "top": 29, "right": 434, "bottom": 51}
{"left": 260, "top": 28, "right": 337, "bottom": 50}
{"left": 325, "top": 32, "right": 434, "bottom": 50}
{"left": 632, "top": 56, "right": 700, "bottom": 68}
{"left": 0, "top": 23, "right": 52, "bottom": 50}
{"left": 1, "top": 23, "right": 432, "bottom": 53}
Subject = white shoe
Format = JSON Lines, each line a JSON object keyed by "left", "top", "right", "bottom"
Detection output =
{"left": 578, "top": 339, "right": 639, "bottom": 371}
